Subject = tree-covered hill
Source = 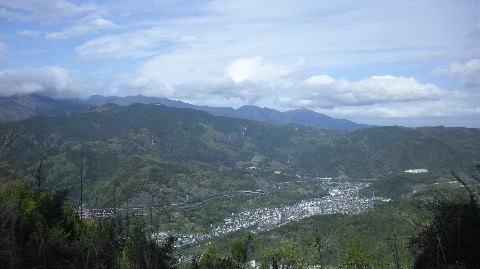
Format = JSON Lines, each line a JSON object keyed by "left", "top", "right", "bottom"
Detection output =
{"left": 1, "top": 103, "right": 479, "bottom": 212}
{"left": 293, "top": 126, "right": 480, "bottom": 178}
{"left": 1, "top": 102, "right": 480, "bottom": 268}
{"left": 0, "top": 94, "right": 90, "bottom": 123}
{"left": 1, "top": 93, "right": 372, "bottom": 131}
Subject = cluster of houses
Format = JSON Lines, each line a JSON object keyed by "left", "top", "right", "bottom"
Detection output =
{"left": 175, "top": 181, "right": 376, "bottom": 246}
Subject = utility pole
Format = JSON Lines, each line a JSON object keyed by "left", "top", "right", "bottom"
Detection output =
{"left": 113, "top": 180, "right": 118, "bottom": 214}
{"left": 150, "top": 194, "right": 154, "bottom": 229}
{"left": 393, "top": 231, "right": 400, "bottom": 269}
{"left": 80, "top": 145, "right": 83, "bottom": 220}
{"left": 384, "top": 232, "right": 401, "bottom": 269}
{"left": 113, "top": 184, "right": 115, "bottom": 213}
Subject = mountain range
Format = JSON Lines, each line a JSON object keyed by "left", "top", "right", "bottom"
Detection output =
{"left": 1, "top": 94, "right": 478, "bottom": 267}
{"left": 1, "top": 98, "right": 479, "bottom": 236}
{"left": 0, "top": 94, "right": 88, "bottom": 122}
{"left": 0, "top": 94, "right": 371, "bottom": 131}
{"left": 1, "top": 101, "right": 479, "bottom": 203}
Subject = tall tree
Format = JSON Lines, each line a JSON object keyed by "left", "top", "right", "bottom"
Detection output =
{"left": 230, "top": 233, "right": 253, "bottom": 266}
{"left": 410, "top": 165, "right": 480, "bottom": 269}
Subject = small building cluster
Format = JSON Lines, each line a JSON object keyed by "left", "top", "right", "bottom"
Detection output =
{"left": 405, "top": 169, "right": 428, "bottom": 173}
{"left": 175, "top": 181, "right": 376, "bottom": 246}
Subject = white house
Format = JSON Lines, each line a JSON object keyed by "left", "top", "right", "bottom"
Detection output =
{"left": 405, "top": 169, "right": 428, "bottom": 173}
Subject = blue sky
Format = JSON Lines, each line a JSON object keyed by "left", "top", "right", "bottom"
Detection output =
{"left": 0, "top": 0, "right": 479, "bottom": 127}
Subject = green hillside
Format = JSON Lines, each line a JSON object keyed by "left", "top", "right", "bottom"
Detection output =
{"left": 0, "top": 104, "right": 480, "bottom": 199}
{"left": 294, "top": 126, "right": 480, "bottom": 178}
{"left": 1, "top": 103, "right": 479, "bottom": 231}
{"left": 1, "top": 103, "right": 480, "bottom": 268}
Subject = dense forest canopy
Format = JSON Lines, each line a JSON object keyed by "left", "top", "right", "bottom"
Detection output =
{"left": 1, "top": 103, "right": 480, "bottom": 268}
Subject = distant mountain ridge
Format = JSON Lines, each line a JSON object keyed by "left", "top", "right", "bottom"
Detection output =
{"left": 0, "top": 94, "right": 89, "bottom": 123}
{"left": 78, "top": 94, "right": 372, "bottom": 131}
{"left": 1, "top": 102, "right": 479, "bottom": 200}
{"left": 0, "top": 94, "right": 371, "bottom": 130}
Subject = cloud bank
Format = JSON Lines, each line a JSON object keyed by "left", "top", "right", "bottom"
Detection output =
{"left": 0, "top": 0, "right": 479, "bottom": 127}
{"left": 432, "top": 59, "right": 480, "bottom": 88}
{"left": 0, "top": 66, "right": 93, "bottom": 98}
{"left": 0, "top": 0, "right": 94, "bottom": 23}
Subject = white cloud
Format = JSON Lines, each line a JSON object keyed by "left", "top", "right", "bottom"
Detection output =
{"left": 17, "top": 29, "right": 40, "bottom": 37}
{"left": 75, "top": 0, "right": 470, "bottom": 65}
{"left": 0, "top": 7, "right": 31, "bottom": 21}
{"left": 0, "top": 0, "right": 95, "bottom": 22}
{"left": 119, "top": 54, "right": 455, "bottom": 113}
{"left": 90, "top": 17, "right": 115, "bottom": 28}
{"left": 433, "top": 59, "right": 480, "bottom": 77}
{"left": 279, "top": 74, "right": 479, "bottom": 127}
{"left": 318, "top": 94, "right": 480, "bottom": 127}
{"left": 76, "top": 27, "right": 177, "bottom": 59}
{"left": 279, "top": 75, "right": 447, "bottom": 109}
{"left": 305, "top": 75, "right": 335, "bottom": 85}
{"left": 118, "top": 53, "right": 480, "bottom": 127}
{"left": 225, "top": 56, "right": 300, "bottom": 83}
{"left": 117, "top": 56, "right": 302, "bottom": 103}
{"left": 46, "top": 16, "right": 116, "bottom": 40}
{"left": 1, "top": 0, "right": 480, "bottom": 127}
{"left": 432, "top": 59, "right": 480, "bottom": 88}
{"left": 0, "top": 66, "right": 93, "bottom": 98}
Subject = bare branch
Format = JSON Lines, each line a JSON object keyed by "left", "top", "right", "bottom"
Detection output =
{"left": 451, "top": 170, "right": 479, "bottom": 203}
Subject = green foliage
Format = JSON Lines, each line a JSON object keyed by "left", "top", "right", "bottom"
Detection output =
{"left": 121, "top": 224, "right": 177, "bottom": 269}
{"left": 259, "top": 239, "right": 313, "bottom": 269}
{"left": 0, "top": 180, "right": 84, "bottom": 268}
{"left": 3, "top": 104, "right": 480, "bottom": 268}
{"left": 3, "top": 105, "right": 479, "bottom": 204}
{"left": 410, "top": 199, "right": 480, "bottom": 268}
{"left": 239, "top": 198, "right": 419, "bottom": 268}
{"left": 339, "top": 236, "right": 380, "bottom": 269}
{"left": 295, "top": 126, "right": 480, "bottom": 177}
{"left": 198, "top": 244, "right": 234, "bottom": 269}
{"left": 0, "top": 179, "right": 179, "bottom": 269}
{"left": 195, "top": 235, "right": 256, "bottom": 269}
{"left": 361, "top": 171, "right": 449, "bottom": 199}
{"left": 199, "top": 244, "right": 219, "bottom": 268}
{"left": 231, "top": 240, "right": 248, "bottom": 265}
{"left": 409, "top": 165, "right": 480, "bottom": 269}
{"left": 230, "top": 234, "right": 253, "bottom": 265}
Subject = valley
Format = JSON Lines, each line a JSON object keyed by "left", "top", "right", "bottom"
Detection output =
{"left": 1, "top": 100, "right": 479, "bottom": 268}
{"left": 78, "top": 179, "right": 375, "bottom": 246}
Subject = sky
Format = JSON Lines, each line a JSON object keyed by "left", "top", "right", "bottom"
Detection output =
{"left": 0, "top": 0, "right": 479, "bottom": 127}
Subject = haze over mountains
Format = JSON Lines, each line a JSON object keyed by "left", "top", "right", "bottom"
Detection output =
{"left": 1, "top": 99, "right": 479, "bottom": 206}
{"left": 1, "top": 1, "right": 479, "bottom": 267}
{"left": 0, "top": 94, "right": 372, "bottom": 131}
{"left": 1, "top": 91, "right": 480, "bottom": 268}
{"left": 2, "top": 92, "right": 480, "bottom": 216}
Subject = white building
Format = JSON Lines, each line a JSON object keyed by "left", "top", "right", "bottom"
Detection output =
{"left": 405, "top": 169, "right": 428, "bottom": 173}
{"left": 329, "top": 189, "right": 343, "bottom": 196}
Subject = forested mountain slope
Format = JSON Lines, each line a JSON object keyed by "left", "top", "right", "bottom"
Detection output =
{"left": 0, "top": 93, "right": 371, "bottom": 131}
{"left": 80, "top": 94, "right": 373, "bottom": 131}
{"left": 1, "top": 103, "right": 479, "bottom": 208}
{"left": 0, "top": 94, "right": 89, "bottom": 123}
